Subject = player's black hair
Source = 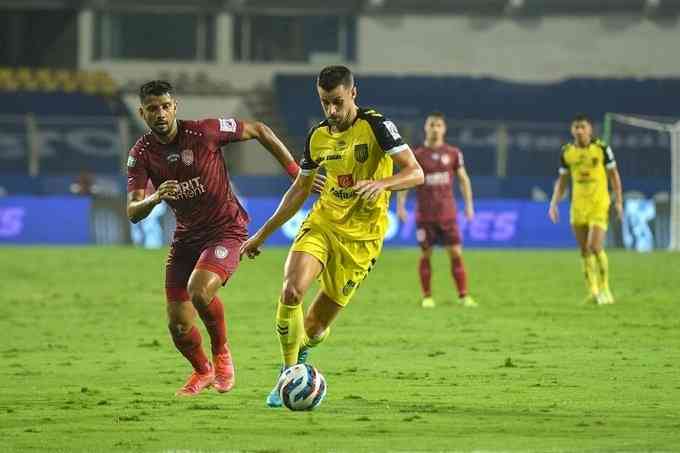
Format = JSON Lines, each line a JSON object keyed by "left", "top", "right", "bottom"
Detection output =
{"left": 572, "top": 113, "right": 592, "bottom": 125}
{"left": 139, "top": 80, "right": 174, "bottom": 103}
{"left": 317, "top": 65, "right": 354, "bottom": 91}
{"left": 426, "top": 111, "right": 446, "bottom": 121}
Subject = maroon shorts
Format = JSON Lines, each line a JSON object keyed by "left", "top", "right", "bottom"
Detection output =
{"left": 165, "top": 237, "right": 243, "bottom": 294}
{"left": 416, "top": 219, "right": 461, "bottom": 249}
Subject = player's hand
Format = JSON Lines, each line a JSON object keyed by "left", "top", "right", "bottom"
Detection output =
{"left": 312, "top": 173, "right": 326, "bottom": 194}
{"left": 614, "top": 200, "right": 623, "bottom": 220}
{"left": 353, "top": 180, "right": 387, "bottom": 203}
{"left": 155, "top": 180, "right": 179, "bottom": 202}
{"left": 397, "top": 205, "right": 408, "bottom": 223}
{"left": 465, "top": 205, "right": 475, "bottom": 221}
{"left": 548, "top": 203, "right": 559, "bottom": 224}
{"left": 240, "top": 235, "right": 264, "bottom": 260}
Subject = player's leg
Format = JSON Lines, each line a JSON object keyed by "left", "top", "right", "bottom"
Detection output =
{"left": 166, "top": 288, "right": 214, "bottom": 396}
{"left": 416, "top": 223, "right": 435, "bottom": 307}
{"left": 298, "top": 291, "right": 342, "bottom": 362}
{"left": 190, "top": 241, "right": 243, "bottom": 392}
{"left": 572, "top": 224, "right": 599, "bottom": 303}
{"left": 166, "top": 246, "right": 214, "bottom": 396}
{"left": 278, "top": 250, "right": 324, "bottom": 366}
{"left": 419, "top": 247, "right": 435, "bottom": 307}
{"left": 446, "top": 244, "right": 477, "bottom": 307}
{"left": 588, "top": 225, "right": 613, "bottom": 304}
{"left": 266, "top": 249, "right": 323, "bottom": 407}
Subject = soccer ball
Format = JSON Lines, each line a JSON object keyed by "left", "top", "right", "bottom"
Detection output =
{"left": 277, "top": 363, "right": 327, "bottom": 411}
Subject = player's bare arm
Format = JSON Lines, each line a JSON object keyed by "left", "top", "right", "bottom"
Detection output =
{"left": 608, "top": 167, "right": 623, "bottom": 220}
{"left": 127, "top": 180, "right": 178, "bottom": 223}
{"left": 456, "top": 166, "right": 475, "bottom": 220}
{"left": 240, "top": 172, "right": 316, "bottom": 259}
{"left": 354, "top": 149, "right": 424, "bottom": 202}
{"left": 548, "top": 174, "right": 569, "bottom": 224}
{"left": 396, "top": 189, "right": 409, "bottom": 222}
{"left": 239, "top": 120, "right": 325, "bottom": 192}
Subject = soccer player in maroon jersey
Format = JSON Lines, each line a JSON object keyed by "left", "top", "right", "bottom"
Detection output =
{"left": 127, "top": 80, "right": 311, "bottom": 396}
{"left": 397, "top": 112, "right": 477, "bottom": 308}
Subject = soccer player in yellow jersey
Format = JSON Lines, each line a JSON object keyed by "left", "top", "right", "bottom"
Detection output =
{"left": 549, "top": 114, "right": 623, "bottom": 305}
{"left": 240, "top": 65, "right": 424, "bottom": 407}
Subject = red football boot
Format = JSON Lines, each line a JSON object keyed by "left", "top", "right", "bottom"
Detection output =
{"left": 213, "top": 350, "right": 235, "bottom": 393}
{"left": 175, "top": 365, "right": 215, "bottom": 397}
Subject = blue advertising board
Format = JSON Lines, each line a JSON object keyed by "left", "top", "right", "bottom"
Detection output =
{"left": 243, "top": 197, "right": 574, "bottom": 248}
{"left": 0, "top": 196, "right": 91, "bottom": 244}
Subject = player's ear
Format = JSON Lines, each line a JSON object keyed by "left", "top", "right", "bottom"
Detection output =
{"left": 138, "top": 106, "right": 144, "bottom": 119}
{"left": 350, "top": 85, "right": 357, "bottom": 100}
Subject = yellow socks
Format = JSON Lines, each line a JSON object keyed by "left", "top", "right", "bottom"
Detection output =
{"left": 595, "top": 250, "right": 610, "bottom": 292}
{"left": 275, "top": 301, "right": 304, "bottom": 367}
{"left": 301, "top": 327, "right": 330, "bottom": 350}
{"left": 582, "top": 254, "right": 600, "bottom": 296}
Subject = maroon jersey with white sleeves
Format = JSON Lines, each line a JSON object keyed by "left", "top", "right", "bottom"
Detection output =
{"left": 127, "top": 118, "right": 248, "bottom": 245}
{"left": 413, "top": 144, "right": 464, "bottom": 223}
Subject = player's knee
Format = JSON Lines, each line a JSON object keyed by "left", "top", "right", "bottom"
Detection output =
{"left": 281, "top": 280, "right": 303, "bottom": 306}
{"left": 589, "top": 243, "right": 603, "bottom": 254}
{"left": 188, "top": 284, "right": 212, "bottom": 308}
{"left": 168, "top": 321, "right": 191, "bottom": 337}
{"left": 449, "top": 246, "right": 463, "bottom": 259}
{"left": 421, "top": 248, "right": 433, "bottom": 259}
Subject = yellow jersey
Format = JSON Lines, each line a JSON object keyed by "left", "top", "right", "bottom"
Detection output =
{"left": 558, "top": 138, "right": 616, "bottom": 206}
{"left": 299, "top": 108, "right": 409, "bottom": 241}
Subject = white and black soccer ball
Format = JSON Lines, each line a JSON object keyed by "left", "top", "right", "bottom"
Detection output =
{"left": 277, "top": 363, "right": 327, "bottom": 411}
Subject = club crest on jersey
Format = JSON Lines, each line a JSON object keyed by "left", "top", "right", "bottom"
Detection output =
{"left": 441, "top": 154, "right": 451, "bottom": 165}
{"left": 337, "top": 174, "right": 354, "bottom": 188}
{"left": 354, "top": 144, "right": 368, "bottom": 163}
{"left": 214, "top": 246, "right": 229, "bottom": 259}
{"left": 181, "top": 149, "right": 194, "bottom": 166}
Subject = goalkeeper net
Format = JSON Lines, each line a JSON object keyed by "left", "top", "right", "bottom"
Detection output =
{"left": 604, "top": 113, "right": 680, "bottom": 251}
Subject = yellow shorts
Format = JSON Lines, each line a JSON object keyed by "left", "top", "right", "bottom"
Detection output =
{"left": 570, "top": 201, "right": 610, "bottom": 231}
{"left": 290, "top": 222, "right": 382, "bottom": 307}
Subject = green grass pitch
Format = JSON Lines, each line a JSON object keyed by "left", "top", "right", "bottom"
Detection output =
{"left": 1, "top": 246, "right": 679, "bottom": 452}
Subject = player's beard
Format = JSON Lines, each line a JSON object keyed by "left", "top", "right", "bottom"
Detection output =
{"left": 151, "top": 119, "right": 176, "bottom": 140}
{"left": 328, "top": 112, "right": 349, "bottom": 131}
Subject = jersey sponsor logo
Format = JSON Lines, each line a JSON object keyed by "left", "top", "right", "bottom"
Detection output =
{"left": 181, "top": 149, "right": 194, "bottom": 166}
{"left": 383, "top": 121, "right": 401, "bottom": 140}
{"left": 219, "top": 118, "right": 236, "bottom": 133}
{"left": 127, "top": 155, "right": 136, "bottom": 167}
{"left": 424, "top": 171, "right": 450, "bottom": 186}
{"left": 354, "top": 144, "right": 368, "bottom": 163}
{"left": 214, "top": 246, "right": 229, "bottom": 259}
{"left": 337, "top": 174, "right": 354, "bottom": 188}
{"left": 330, "top": 187, "right": 356, "bottom": 200}
{"left": 441, "top": 154, "right": 451, "bottom": 166}
{"left": 176, "top": 176, "right": 207, "bottom": 200}
{"left": 318, "top": 154, "right": 341, "bottom": 163}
